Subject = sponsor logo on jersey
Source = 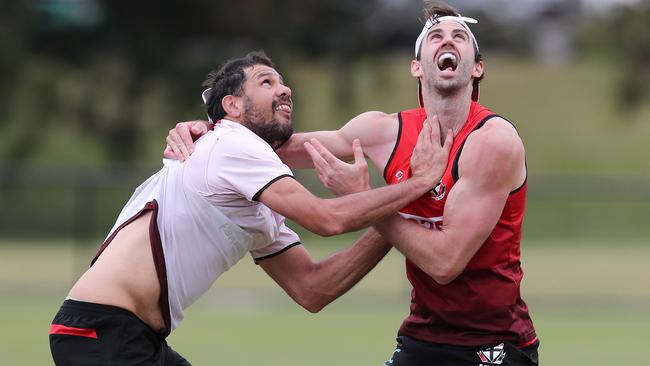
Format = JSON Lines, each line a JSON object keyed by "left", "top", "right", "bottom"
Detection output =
{"left": 430, "top": 180, "right": 446, "bottom": 201}
{"left": 398, "top": 212, "right": 443, "bottom": 230}
{"left": 395, "top": 170, "right": 404, "bottom": 181}
{"left": 477, "top": 343, "right": 506, "bottom": 365}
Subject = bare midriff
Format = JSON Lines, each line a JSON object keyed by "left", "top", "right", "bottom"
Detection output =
{"left": 69, "top": 211, "right": 165, "bottom": 331}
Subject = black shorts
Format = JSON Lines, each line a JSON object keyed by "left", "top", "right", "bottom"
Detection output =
{"left": 49, "top": 299, "right": 191, "bottom": 366}
{"left": 383, "top": 333, "right": 539, "bottom": 366}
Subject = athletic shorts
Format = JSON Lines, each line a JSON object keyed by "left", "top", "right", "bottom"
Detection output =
{"left": 49, "top": 299, "right": 191, "bottom": 366}
{"left": 383, "top": 333, "right": 539, "bottom": 366}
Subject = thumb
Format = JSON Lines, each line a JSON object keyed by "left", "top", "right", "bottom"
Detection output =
{"left": 190, "top": 122, "right": 208, "bottom": 136}
{"left": 352, "top": 139, "right": 365, "bottom": 165}
{"left": 442, "top": 129, "right": 454, "bottom": 155}
{"left": 163, "top": 145, "right": 175, "bottom": 159}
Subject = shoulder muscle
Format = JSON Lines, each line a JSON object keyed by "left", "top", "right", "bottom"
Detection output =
{"left": 458, "top": 118, "right": 525, "bottom": 192}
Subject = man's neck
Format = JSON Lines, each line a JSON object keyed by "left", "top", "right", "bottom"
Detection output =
{"left": 422, "top": 88, "right": 473, "bottom": 137}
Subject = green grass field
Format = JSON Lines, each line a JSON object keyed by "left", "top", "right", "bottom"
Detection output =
{"left": 1, "top": 237, "right": 648, "bottom": 365}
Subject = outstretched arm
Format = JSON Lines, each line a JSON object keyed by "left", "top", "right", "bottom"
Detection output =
{"left": 258, "top": 118, "right": 453, "bottom": 236}
{"left": 259, "top": 228, "right": 390, "bottom": 312}
{"left": 276, "top": 111, "right": 398, "bottom": 169}
{"left": 164, "top": 111, "right": 398, "bottom": 171}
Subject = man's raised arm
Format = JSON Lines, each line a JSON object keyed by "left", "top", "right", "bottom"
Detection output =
{"left": 164, "top": 111, "right": 398, "bottom": 170}
{"left": 257, "top": 118, "right": 452, "bottom": 237}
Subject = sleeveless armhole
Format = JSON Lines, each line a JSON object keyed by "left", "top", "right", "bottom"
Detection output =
{"left": 382, "top": 112, "right": 403, "bottom": 181}
{"left": 451, "top": 114, "right": 527, "bottom": 194}
{"left": 451, "top": 114, "right": 498, "bottom": 182}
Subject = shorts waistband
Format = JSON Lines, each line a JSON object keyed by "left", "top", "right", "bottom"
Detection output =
{"left": 60, "top": 299, "right": 141, "bottom": 318}
{"left": 58, "top": 299, "right": 168, "bottom": 340}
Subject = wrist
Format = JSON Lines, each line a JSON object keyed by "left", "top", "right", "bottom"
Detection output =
{"left": 409, "top": 175, "right": 433, "bottom": 193}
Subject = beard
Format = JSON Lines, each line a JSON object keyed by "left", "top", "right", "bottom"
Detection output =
{"left": 425, "top": 59, "right": 475, "bottom": 98}
{"left": 241, "top": 96, "right": 294, "bottom": 149}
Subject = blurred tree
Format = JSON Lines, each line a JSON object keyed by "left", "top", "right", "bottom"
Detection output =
{"left": 580, "top": 0, "right": 650, "bottom": 114}
{"left": 1, "top": 0, "right": 423, "bottom": 163}
{"left": 608, "top": 0, "right": 650, "bottom": 113}
{"left": 2, "top": 0, "right": 537, "bottom": 164}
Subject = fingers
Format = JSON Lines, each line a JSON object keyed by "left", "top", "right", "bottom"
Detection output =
{"left": 307, "top": 138, "right": 339, "bottom": 165}
{"left": 416, "top": 118, "right": 432, "bottom": 152}
{"left": 428, "top": 115, "right": 441, "bottom": 146}
{"left": 304, "top": 141, "right": 328, "bottom": 170}
{"left": 163, "top": 145, "right": 175, "bottom": 159}
{"left": 351, "top": 139, "right": 366, "bottom": 167}
{"left": 166, "top": 134, "right": 187, "bottom": 161}
{"left": 189, "top": 121, "right": 209, "bottom": 143}
{"left": 442, "top": 128, "right": 454, "bottom": 156}
{"left": 304, "top": 141, "right": 332, "bottom": 187}
{"left": 166, "top": 121, "right": 208, "bottom": 161}
{"left": 175, "top": 122, "right": 194, "bottom": 156}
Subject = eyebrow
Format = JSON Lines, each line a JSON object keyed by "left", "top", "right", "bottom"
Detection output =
{"left": 255, "top": 71, "right": 285, "bottom": 84}
{"left": 428, "top": 27, "right": 470, "bottom": 38}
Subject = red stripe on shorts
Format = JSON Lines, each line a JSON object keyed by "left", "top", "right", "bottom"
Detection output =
{"left": 517, "top": 337, "right": 538, "bottom": 349}
{"left": 50, "top": 324, "right": 98, "bottom": 339}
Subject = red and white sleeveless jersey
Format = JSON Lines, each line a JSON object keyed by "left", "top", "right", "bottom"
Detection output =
{"left": 384, "top": 102, "right": 536, "bottom": 346}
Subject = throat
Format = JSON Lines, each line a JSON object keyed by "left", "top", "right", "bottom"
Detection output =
{"left": 424, "top": 98, "right": 472, "bottom": 138}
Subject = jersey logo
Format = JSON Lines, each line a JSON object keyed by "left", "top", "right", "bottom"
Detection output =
{"left": 430, "top": 181, "right": 446, "bottom": 201}
{"left": 477, "top": 343, "right": 506, "bottom": 365}
{"left": 395, "top": 170, "right": 404, "bottom": 181}
{"left": 398, "top": 213, "right": 442, "bottom": 230}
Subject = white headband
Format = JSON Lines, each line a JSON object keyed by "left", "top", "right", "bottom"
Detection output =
{"left": 414, "top": 15, "right": 479, "bottom": 57}
{"left": 202, "top": 88, "right": 213, "bottom": 123}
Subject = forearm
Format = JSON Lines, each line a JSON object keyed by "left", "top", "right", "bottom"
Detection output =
{"left": 373, "top": 214, "right": 457, "bottom": 284}
{"left": 299, "top": 229, "right": 391, "bottom": 311}
{"left": 322, "top": 176, "right": 432, "bottom": 235}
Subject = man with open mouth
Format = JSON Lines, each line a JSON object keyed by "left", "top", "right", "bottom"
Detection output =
{"left": 166, "top": 1, "right": 539, "bottom": 365}
{"left": 48, "top": 50, "right": 451, "bottom": 365}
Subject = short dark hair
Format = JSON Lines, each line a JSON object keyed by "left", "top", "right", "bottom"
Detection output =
{"left": 202, "top": 51, "right": 274, "bottom": 122}
{"left": 422, "top": 0, "right": 460, "bottom": 22}
{"left": 419, "top": 0, "right": 484, "bottom": 84}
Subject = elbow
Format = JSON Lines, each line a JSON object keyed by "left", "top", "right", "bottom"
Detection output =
{"left": 316, "top": 222, "right": 346, "bottom": 237}
{"left": 426, "top": 263, "right": 462, "bottom": 286}
{"left": 294, "top": 293, "right": 328, "bottom": 313}
{"left": 303, "top": 211, "right": 347, "bottom": 237}
{"left": 432, "top": 272, "right": 457, "bottom": 286}
{"left": 314, "top": 201, "right": 355, "bottom": 236}
{"left": 301, "top": 300, "right": 326, "bottom": 314}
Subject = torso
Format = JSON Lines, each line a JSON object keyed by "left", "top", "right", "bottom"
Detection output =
{"left": 383, "top": 102, "right": 536, "bottom": 346}
{"left": 70, "top": 120, "right": 300, "bottom": 333}
{"left": 69, "top": 211, "right": 165, "bottom": 331}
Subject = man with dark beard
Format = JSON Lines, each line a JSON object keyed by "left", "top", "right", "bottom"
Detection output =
{"left": 48, "top": 51, "right": 453, "bottom": 365}
{"left": 166, "top": 1, "right": 539, "bottom": 364}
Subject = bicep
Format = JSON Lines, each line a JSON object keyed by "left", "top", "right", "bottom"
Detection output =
{"left": 441, "top": 176, "right": 508, "bottom": 256}
{"left": 444, "top": 121, "right": 524, "bottom": 248}
{"left": 277, "top": 130, "right": 354, "bottom": 168}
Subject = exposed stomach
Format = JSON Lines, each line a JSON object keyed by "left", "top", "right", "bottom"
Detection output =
{"left": 69, "top": 211, "right": 165, "bottom": 331}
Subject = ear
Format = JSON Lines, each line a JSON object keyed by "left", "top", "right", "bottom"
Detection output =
{"left": 472, "top": 60, "right": 484, "bottom": 79}
{"left": 411, "top": 59, "right": 423, "bottom": 78}
{"left": 222, "top": 95, "right": 243, "bottom": 118}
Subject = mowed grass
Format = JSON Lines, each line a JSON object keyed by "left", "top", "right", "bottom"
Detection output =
{"left": 1, "top": 237, "right": 649, "bottom": 365}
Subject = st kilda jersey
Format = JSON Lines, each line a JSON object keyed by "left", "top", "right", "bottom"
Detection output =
{"left": 384, "top": 102, "right": 537, "bottom": 347}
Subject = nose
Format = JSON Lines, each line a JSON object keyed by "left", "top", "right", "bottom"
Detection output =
{"left": 277, "top": 83, "right": 291, "bottom": 97}
{"left": 441, "top": 32, "right": 454, "bottom": 46}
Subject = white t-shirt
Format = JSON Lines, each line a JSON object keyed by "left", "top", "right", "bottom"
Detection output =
{"left": 105, "top": 119, "right": 300, "bottom": 330}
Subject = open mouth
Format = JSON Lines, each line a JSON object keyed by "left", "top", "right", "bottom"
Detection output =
{"left": 275, "top": 103, "right": 292, "bottom": 114}
{"left": 437, "top": 52, "right": 458, "bottom": 72}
